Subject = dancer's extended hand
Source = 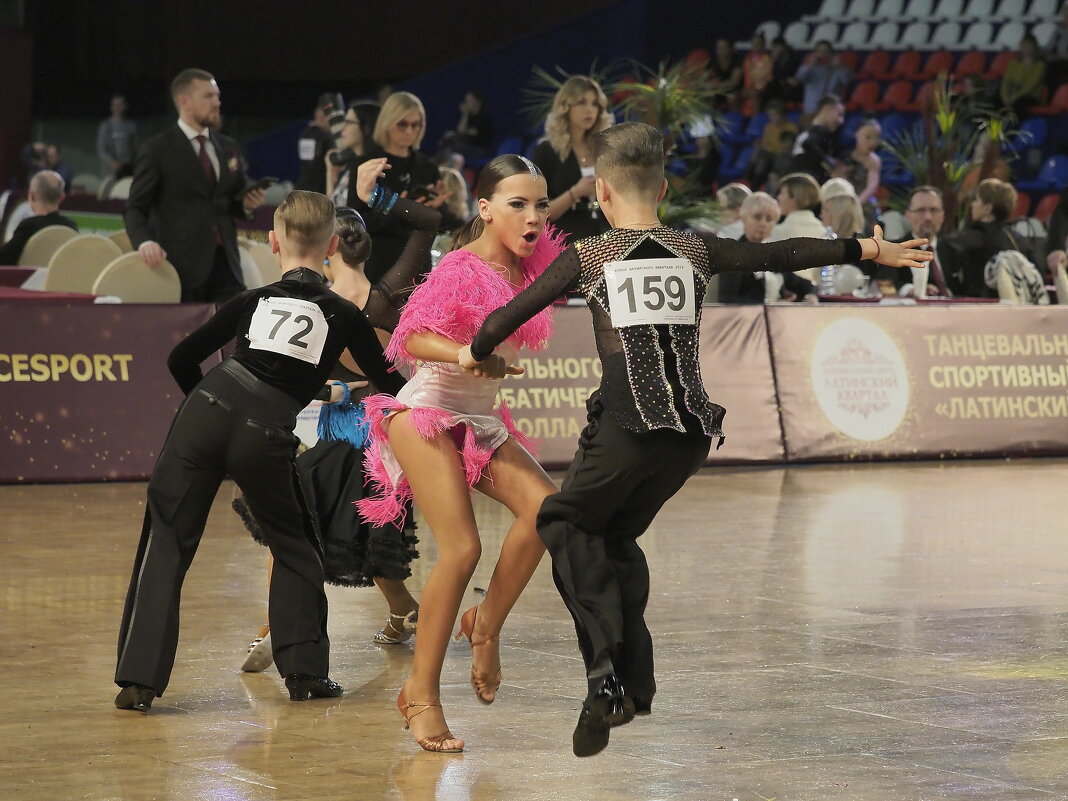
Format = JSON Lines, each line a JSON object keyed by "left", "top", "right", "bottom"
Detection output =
{"left": 865, "top": 225, "right": 932, "bottom": 269}
{"left": 458, "top": 345, "right": 524, "bottom": 379}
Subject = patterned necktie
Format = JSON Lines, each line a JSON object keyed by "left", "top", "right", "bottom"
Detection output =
{"left": 927, "top": 244, "right": 950, "bottom": 296}
{"left": 195, "top": 134, "right": 217, "bottom": 188}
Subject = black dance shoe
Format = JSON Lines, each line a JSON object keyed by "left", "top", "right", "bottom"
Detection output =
{"left": 284, "top": 674, "right": 344, "bottom": 701}
{"left": 572, "top": 675, "right": 635, "bottom": 757}
{"left": 630, "top": 695, "right": 653, "bottom": 716}
{"left": 114, "top": 684, "right": 155, "bottom": 713}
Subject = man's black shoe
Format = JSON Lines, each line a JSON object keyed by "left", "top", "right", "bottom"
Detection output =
{"left": 284, "top": 674, "right": 344, "bottom": 701}
{"left": 572, "top": 674, "right": 634, "bottom": 757}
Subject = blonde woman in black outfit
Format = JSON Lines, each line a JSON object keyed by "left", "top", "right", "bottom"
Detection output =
{"left": 352, "top": 92, "right": 447, "bottom": 282}
{"left": 531, "top": 75, "right": 614, "bottom": 241}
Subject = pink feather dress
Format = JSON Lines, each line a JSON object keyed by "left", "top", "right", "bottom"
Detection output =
{"left": 358, "top": 228, "right": 566, "bottom": 526}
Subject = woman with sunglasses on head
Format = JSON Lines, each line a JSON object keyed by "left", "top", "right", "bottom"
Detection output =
{"left": 236, "top": 158, "right": 442, "bottom": 672}
{"left": 357, "top": 155, "right": 565, "bottom": 753}
{"left": 351, "top": 92, "right": 449, "bottom": 284}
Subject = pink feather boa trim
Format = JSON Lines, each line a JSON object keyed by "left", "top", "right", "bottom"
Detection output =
{"left": 354, "top": 393, "right": 535, "bottom": 527}
{"left": 386, "top": 225, "right": 567, "bottom": 367}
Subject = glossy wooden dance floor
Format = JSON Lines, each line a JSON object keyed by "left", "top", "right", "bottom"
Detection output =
{"left": 4, "top": 459, "right": 1068, "bottom": 800}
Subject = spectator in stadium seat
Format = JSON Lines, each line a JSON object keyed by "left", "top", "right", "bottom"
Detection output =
{"left": 0, "top": 171, "right": 78, "bottom": 265}
{"left": 97, "top": 94, "right": 138, "bottom": 179}
{"left": 770, "top": 173, "right": 832, "bottom": 287}
{"left": 740, "top": 33, "right": 774, "bottom": 114}
{"left": 744, "top": 99, "right": 798, "bottom": 190}
{"left": 1045, "top": 2, "right": 1068, "bottom": 93}
{"left": 1045, "top": 185, "right": 1068, "bottom": 277}
{"left": 795, "top": 41, "right": 853, "bottom": 118}
{"left": 44, "top": 145, "right": 73, "bottom": 190}
{"left": 846, "top": 120, "right": 882, "bottom": 226}
{"left": 787, "top": 94, "right": 846, "bottom": 185}
{"left": 718, "top": 191, "right": 817, "bottom": 304}
{"left": 1000, "top": 34, "right": 1047, "bottom": 120}
{"left": 714, "top": 183, "right": 752, "bottom": 239}
{"left": 890, "top": 185, "right": 959, "bottom": 298}
{"left": 709, "top": 38, "right": 743, "bottom": 109}
{"left": 767, "top": 37, "right": 802, "bottom": 106}
{"left": 944, "top": 178, "right": 1019, "bottom": 297}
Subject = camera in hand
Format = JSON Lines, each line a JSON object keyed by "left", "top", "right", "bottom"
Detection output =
{"left": 328, "top": 147, "right": 356, "bottom": 167}
{"left": 317, "top": 92, "right": 346, "bottom": 140}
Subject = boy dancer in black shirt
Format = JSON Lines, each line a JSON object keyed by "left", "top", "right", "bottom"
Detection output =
{"left": 460, "top": 122, "right": 930, "bottom": 755}
{"left": 115, "top": 190, "right": 405, "bottom": 712}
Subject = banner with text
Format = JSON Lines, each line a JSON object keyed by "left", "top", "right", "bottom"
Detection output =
{"left": 767, "top": 305, "right": 1068, "bottom": 460}
{"left": 0, "top": 304, "right": 217, "bottom": 482}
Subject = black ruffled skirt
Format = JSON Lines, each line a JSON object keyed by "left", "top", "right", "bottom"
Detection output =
{"left": 233, "top": 439, "right": 418, "bottom": 588}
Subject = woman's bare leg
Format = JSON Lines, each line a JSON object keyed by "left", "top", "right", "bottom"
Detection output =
{"left": 388, "top": 412, "right": 480, "bottom": 749}
{"left": 467, "top": 438, "right": 557, "bottom": 697}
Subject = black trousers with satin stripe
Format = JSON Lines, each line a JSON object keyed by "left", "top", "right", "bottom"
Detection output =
{"left": 115, "top": 359, "right": 330, "bottom": 694}
{"left": 537, "top": 394, "right": 711, "bottom": 699}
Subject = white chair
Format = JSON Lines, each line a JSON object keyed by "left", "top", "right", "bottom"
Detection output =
{"left": 1033, "top": 21, "right": 1057, "bottom": 47}
{"left": 17, "top": 224, "right": 77, "bottom": 267}
{"left": 108, "top": 176, "right": 134, "bottom": 200}
{"left": 962, "top": 21, "right": 995, "bottom": 47}
{"left": 109, "top": 229, "right": 134, "bottom": 253}
{"left": 70, "top": 173, "right": 101, "bottom": 196}
{"left": 962, "top": 0, "right": 995, "bottom": 17}
{"left": 933, "top": 0, "right": 965, "bottom": 17}
{"left": 810, "top": 21, "right": 840, "bottom": 45}
{"left": 869, "top": 21, "right": 901, "bottom": 47}
{"left": 993, "top": 20, "right": 1026, "bottom": 49}
{"left": 246, "top": 242, "right": 282, "bottom": 287}
{"left": 841, "top": 21, "right": 871, "bottom": 47}
{"left": 876, "top": 0, "right": 906, "bottom": 16}
{"left": 4, "top": 200, "right": 31, "bottom": 242}
{"left": 1027, "top": 0, "right": 1056, "bottom": 19}
{"left": 92, "top": 252, "right": 181, "bottom": 303}
{"left": 804, "top": 0, "right": 847, "bottom": 21}
{"left": 43, "top": 234, "right": 123, "bottom": 293}
{"left": 755, "top": 20, "right": 781, "bottom": 43}
{"left": 901, "top": 20, "right": 932, "bottom": 47}
{"left": 845, "top": 0, "right": 876, "bottom": 18}
{"left": 784, "top": 20, "right": 811, "bottom": 49}
{"left": 1053, "top": 261, "right": 1068, "bottom": 305}
{"left": 96, "top": 175, "right": 115, "bottom": 200}
{"left": 993, "top": 0, "right": 1027, "bottom": 19}
{"left": 904, "top": 0, "right": 935, "bottom": 18}
{"left": 263, "top": 180, "right": 292, "bottom": 206}
{"left": 930, "top": 21, "right": 963, "bottom": 47}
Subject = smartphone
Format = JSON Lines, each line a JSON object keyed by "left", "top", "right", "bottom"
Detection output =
{"left": 243, "top": 177, "right": 278, "bottom": 196}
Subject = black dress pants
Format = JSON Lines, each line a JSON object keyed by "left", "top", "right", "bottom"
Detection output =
{"left": 181, "top": 244, "right": 245, "bottom": 303}
{"left": 115, "top": 359, "right": 330, "bottom": 695}
{"left": 537, "top": 395, "right": 711, "bottom": 699}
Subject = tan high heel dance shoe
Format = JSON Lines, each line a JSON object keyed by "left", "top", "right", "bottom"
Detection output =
{"left": 454, "top": 605, "right": 502, "bottom": 704}
{"left": 396, "top": 686, "right": 464, "bottom": 753}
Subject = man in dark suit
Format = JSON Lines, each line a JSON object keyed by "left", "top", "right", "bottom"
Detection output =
{"left": 124, "top": 68, "right": 266, "bottom": 302}
{"left": 0, "top": 170, "right": 78, "bottom": 265}
{"left": 886, "top": 185, "right": 962, "bottom": 298}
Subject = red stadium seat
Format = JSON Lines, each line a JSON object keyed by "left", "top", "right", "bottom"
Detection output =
{"left": 984, "top": 50, "right": 1015, "bottom": 80}
{"left": 954, "top": 51, "right": 987, "bottom": 79}
{"left": 904, "top": 81, "right": 938, "bottom": 112}
{"left": 1032, "top": 84, "right": 1068, "bottom": 115}
{"left": 857, "top": 50, "right": 891, "bottom": 80}
{"left": 838, "top": 50, "right": 859, "bottom": 71}
{"left": 920, "top": 50, "right": 953, "bottom": 80}
{"left": 889, "top": 50, "right": 922, "bottom": 80}
{"left": 1034, "top": 193, "right": 1060, "bottom": 225}
{"left": 876, "top": 80, "right": 913, "bottom": 111}
{"left": 1013, "top": 191, "right": 1031, "bottom": 220}
{"left": 847, "top": 80, "right": 881, "bottom": 111}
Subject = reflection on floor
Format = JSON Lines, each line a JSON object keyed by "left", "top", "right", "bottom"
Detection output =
{"left": 3, "top": 459, "right": 1068, "bottom": 800}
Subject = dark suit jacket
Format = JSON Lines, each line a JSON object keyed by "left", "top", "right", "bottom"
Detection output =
{"left": 0, "top": 210, "right": 78, "bottom": 265}
{"left": 123, "top": 125, "right": 251, "bottom": 290}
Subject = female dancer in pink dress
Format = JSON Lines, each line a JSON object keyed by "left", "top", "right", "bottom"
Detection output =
{"left": 359, "top": 154, "right": 565, "bottom": 752}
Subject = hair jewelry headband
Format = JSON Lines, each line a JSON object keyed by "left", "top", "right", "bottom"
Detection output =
{"left": 518, "top": 155, "right": 540, "bottom": 179}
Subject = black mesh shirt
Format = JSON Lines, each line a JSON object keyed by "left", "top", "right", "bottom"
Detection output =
{"left": 471, "top": 226, "right": 863, "bottom": 436}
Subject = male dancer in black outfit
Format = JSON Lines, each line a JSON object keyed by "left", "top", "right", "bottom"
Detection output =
{"left": 460, "top": 123, "right": 931, "bottom": 755}
{"left": 115, "top": 190, "right": 405, "bottom": 712}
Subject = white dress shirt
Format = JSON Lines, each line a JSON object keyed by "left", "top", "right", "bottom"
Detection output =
{"left": 177, "top": 118, "right": 219, "bottom": 179}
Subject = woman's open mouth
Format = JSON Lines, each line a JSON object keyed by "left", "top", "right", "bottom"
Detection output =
{"left": 522, "top": 231, "right": 539, "bottom": 244}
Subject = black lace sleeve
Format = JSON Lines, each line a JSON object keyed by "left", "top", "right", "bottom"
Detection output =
{"left": 702, "top": 235, "right": 862, "bottom": 274}
{"left": 470, "top": 246, "right": 582, "bottom": 361}
{"left": 364, "top": 197, "right": 442, "bottom": 332}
